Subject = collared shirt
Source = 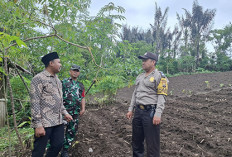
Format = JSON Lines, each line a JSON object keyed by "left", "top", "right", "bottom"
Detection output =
{"left": 128, "top": 69, "right": 169, "bottom": 118}
{"left": 62, "top": 77, "right": 85, "bottom": 115}
{"left": 30, "top": 70, "right": 68, "bottom": 128}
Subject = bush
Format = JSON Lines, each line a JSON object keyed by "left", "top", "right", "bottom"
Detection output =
{"left": 97, "top": 75, "right": 125, "bottom": 95}
{"left": 178, "top": 56, "right": 195, "bottom": 73}
{"left": 216, "top": 53, "right": 232, "bottom": 71}
{"left": 82, "top": 75, "right": 126, "bottom": 104}
{"left": 94, "top": 75, "right": 125, "bottom": 103}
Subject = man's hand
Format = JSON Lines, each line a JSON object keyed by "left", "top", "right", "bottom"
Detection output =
{"left": 80, "top": 109, "right": 85, "bottom": 116}
{"left": 126, "top": 111, "right": 133, "bottom": 119}
{"left": 64, "top": 114, "right": 73, "bottom": 122}
{"left": 153, "top": 116, "right": 161, "bottom": 125}
{"left": 35, "top": 126, "right": 46, "bottom": 137}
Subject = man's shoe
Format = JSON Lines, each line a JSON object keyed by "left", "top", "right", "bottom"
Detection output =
{"left": 61, "top": 150, "right": 69, "bottom": 157}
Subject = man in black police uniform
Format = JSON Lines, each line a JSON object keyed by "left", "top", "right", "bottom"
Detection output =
{"left": 126, "top": 52, "right": 168, "bottom": 157}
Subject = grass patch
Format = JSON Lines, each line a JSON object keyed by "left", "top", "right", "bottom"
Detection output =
{"left": 0, "top": 127, "right": 34, "bottom": 155}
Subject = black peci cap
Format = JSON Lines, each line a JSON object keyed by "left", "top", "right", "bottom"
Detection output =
{"left": 41, "top": 52, "right": 59, "bottom": 65}
{"left": 138, "top": 52, "right": 158, "bottom": 61}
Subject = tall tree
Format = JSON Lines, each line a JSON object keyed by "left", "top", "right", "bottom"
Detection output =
{"left": 178, "top": 0, "right": 216, "bottom": 67}
{"left": 171, "top": 26, "right": 182, "bottom": 59}
{"left": 120, "top": 25, "right": 149, "bottom": 43}
{"left": 150, "top": 3, "right": 169, "bottom": 57}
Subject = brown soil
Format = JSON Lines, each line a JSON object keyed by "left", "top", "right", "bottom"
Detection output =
{"left": 70, "top": 71, "right": 232, "bottom": 157}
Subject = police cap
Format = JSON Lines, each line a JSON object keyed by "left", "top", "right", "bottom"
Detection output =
{"left": 138, "top": 52, "right": 158, "bottom": 61}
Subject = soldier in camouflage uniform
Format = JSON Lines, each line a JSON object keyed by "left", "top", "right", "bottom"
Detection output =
{"left": 61, "top": 64, "right": 85, "bottom": 157}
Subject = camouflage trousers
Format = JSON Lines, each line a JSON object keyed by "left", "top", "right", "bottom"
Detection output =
{"left": 63, "top": 114, "right": 79, "bottom": 149}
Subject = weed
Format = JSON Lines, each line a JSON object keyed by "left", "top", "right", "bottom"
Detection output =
{"left": 205, "top": 81, "right": 211, "bottom": 88}
{"left": 94, "top": 95, "right": 109, "bottom": 106}
{"left": 169, "top": 90, "right": 173, "bottom": 95}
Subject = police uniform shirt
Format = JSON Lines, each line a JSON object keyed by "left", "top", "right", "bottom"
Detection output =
{"left": 128, "top": 69, "right": 168, "bottom": 118}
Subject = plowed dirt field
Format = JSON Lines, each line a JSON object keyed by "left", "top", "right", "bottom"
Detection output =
{"left": 71, "top": 71, "right": 232, "bottom": 157}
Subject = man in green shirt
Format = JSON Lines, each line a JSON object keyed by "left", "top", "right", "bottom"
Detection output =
{"left": 61, "top": 64, "right": 85, "bottom": 157}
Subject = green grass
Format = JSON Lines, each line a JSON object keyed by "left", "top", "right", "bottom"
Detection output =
{"left": 0, "top": 127, "right": 34, "bottom": 154}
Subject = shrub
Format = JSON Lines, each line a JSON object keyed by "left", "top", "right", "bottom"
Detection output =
{"left": 95, "top": 75, "right": 125, "bottom": 102}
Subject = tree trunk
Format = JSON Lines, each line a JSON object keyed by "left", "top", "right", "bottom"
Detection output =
{"left": 196, "top": 41, "right": 200, "bottom": 68}
{"left": 0, "top": 99, "right": 6, "bottom": 127}
{"left": 3, "top": 56, "right": 25, "bottom": 151}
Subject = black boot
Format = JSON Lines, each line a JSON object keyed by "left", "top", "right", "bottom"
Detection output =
{"left": 61, "top": 149, "right": 69, "bottom": 157}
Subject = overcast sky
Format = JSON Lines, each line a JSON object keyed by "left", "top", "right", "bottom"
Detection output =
{"left": 90, "top": 0, "right": 232, "bottom": 30}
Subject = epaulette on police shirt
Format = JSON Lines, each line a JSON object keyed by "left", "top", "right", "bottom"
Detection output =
{"left": 159, "top": 71, "right": 166, "bottom": 78}
{"left": 157, "top": 71, "right": 168, "bottom": 96}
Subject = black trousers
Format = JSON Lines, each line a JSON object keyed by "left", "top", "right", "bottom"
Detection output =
{"left": 132, "top": 107, "right": 160, "bottom": 157}
{"left": 32, "top": 124, "right": 64, "bottom": 157}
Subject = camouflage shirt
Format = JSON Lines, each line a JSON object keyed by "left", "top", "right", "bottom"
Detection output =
{"left": 30, "top": 70, "right": 68, "bottom": 128}
{"left": 62, "top": 77, "right": 85, "bottom": 115}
